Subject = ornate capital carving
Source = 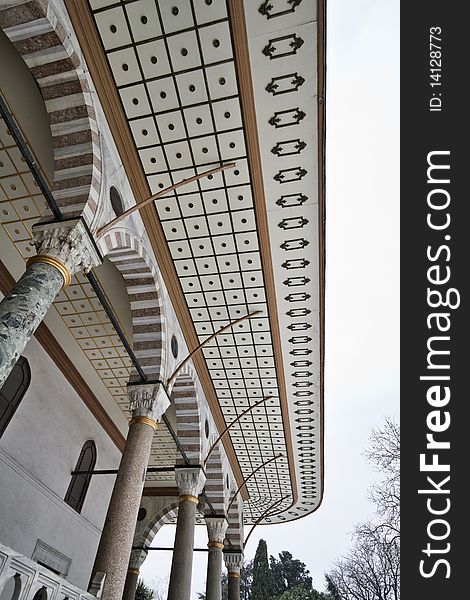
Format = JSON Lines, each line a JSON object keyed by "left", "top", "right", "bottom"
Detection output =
{"left": 129, "top": 548, "right": 148, "bottom": 570}
{"left": 205, "top": 515, "right": 228, "bottom": 545}
{"left": 31, "top": 219, "right": 101, "bottom": 285}
{"left": 224, "top": 550, "right": 244, "bottom": 574}
{"left": 128, "top": 382, "right": 170, "bottom": 422}
{"left": 175, "top": 466, "right": 206, "bottom": 497}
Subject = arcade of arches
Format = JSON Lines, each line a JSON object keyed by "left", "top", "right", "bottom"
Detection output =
{"left": 0, "top": 1, "right": 325, "bottom": 599}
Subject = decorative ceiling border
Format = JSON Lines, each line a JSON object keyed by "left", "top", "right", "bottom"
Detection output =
{"left": 226, "top": 0, "right": 298, "bottom": 508}
{"left": 317, "top": 0, "right": 326, "bottom": 519}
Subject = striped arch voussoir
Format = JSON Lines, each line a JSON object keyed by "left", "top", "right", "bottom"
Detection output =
{"left": 172, "top": 372, "right": 202, "bottom": 465}
{"left": 227, "top": 489, "right": 244, "bottom": 549}
{"left": 100, "top": 230, "right": 166, "bottom": 382}
{"left": 139, "top": 501, "right": 178, "bottom": 550}
{"left": 205, "top": 444, "right": 227, "bottom": 515}
{"left": 0, "top": 0, "right": 101, "bottom": 224}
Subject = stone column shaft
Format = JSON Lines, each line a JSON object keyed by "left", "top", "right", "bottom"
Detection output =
{"left": 0, "top": 219, "right": 100, "bottom": 386}
{"left": 122, "top": 568, "right": 139, "bottom": 600}
{"left": 207, "top": 549, "right": 223, "bottom": 600}
{"left": 89, "top": 384, "right": 169, "bottom": 600}
{"left": 228, "top": 572, "right": 241, "bottom": 600}
{"left": 0, "top": 262, "right": 63, "bottom": 385}
{"left": 167, "top": 467, "right": 206, "bottom": 600}
{"left": 122, "top": 548, "right": 148, "bottom": 600}
{"left": 167, "top": 498, "right": 197, "bottom": 600}
{"left": 205, "top": 517, "right": 228, "bottom": 600}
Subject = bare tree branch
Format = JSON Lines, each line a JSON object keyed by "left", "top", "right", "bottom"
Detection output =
{"left": 327, "top": 419, "right": 400, "bottom": 600}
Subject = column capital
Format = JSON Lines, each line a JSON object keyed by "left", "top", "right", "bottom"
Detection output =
{"left": 128, "top": 548, "right": 148, "bottom": 571}
{"left": 30, "top": 219, "right": 101, "bottom": 287}
{"left": 224, "top": 549, "right": 244, "bottom": 574}
{"left": 205, "top": 515, "right": 228, "bottom": 545}
{"left": 128, "top": 382, "right": 170, "bottom": 426}
{"left": 175, "top": 466, "right": 206, "bottom": 499}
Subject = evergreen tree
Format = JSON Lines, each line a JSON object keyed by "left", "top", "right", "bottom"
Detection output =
{"left": 277, "top": 585, "right": 328, "bottom": 600}
{"left": 197, "top": 541, "right": 329, "bottom": 600}
{"left": 240, "top": 560, "right": 254, "bottom": 600}
{"left": 270, "top": 551, "right": 314, "bottom": 596}
{"left": 325, "top": 574, "right": 341, "bottom": 600}
{"left": 252, "top": 540, "right": 275, "bottom": 600}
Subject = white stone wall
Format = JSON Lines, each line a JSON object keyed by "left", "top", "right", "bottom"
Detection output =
{"left": 0, "top": 337, "right": 121, "bottom": 590}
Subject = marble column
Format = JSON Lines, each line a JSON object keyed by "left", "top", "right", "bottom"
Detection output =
{"left": 224, "top": 550, "right": 244, "bottom": 600}
{"left": 89, "top": 383, "right": 170, "bottom": 600}
{"left": 167, "top": 466, "right": 206, "bottom": 600}
{"left": 0, "top": 219, "right": 100, "bottom": 386}
{"left": 205, "top": 516, "right": 228, "bottom": 600}
{"left": 122, "top": 548, "right": 147, "bottom": 600}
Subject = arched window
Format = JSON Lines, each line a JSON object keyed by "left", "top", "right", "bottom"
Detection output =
{"left": 64, "top": 441, "right": 96, "bottom": 513}
{"left": 32, "top": 587, "right": 48, "bottom": 600}
{"left": 0, "top": 356, "right": 30, "bottom": 437}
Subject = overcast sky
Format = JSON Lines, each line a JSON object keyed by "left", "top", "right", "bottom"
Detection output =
{"left": 141, "top": 1, "right": 400, "bottom": 596}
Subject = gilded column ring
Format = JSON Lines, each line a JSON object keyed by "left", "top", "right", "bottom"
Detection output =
{"left": 178, "top": 494, "right": 199, "bottom": 504}
{"left": 208, "top": 541, "right": 224, "bottom": 550}
{"left": 27, "top": 255, "right": 71, "bottom": 289}
{"left": 129, "top": 416, "right": 158, "bottom": 430}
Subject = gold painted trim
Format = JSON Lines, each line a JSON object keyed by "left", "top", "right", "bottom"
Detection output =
{"left": 208, "top": 541, "right": 224, "bottom": 550}
{"left": 26, "top": 255, "right": 71, "bottom": 289}
{"left": 0, "top": 259, "right": 126, "bottom": 452}
{"left": 178, "top": 494, "right": 199, "bottom": 505}
{"left": 228, "top": 572, "right": 240, "bottom": 579}
{"left": 129, "top": 415, "right": 157, "bottom": 430}
{"left": 127, "top": 568, "right": 140, "bottom": 575}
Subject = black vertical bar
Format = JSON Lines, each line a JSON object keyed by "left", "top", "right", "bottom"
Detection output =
{"left": 161, "top": 414, "right": 216, "bottom": 515}
{"left": 0, "top": 93, "right": 62, "bottom": 221}
{"left": 86, "top": 271, "right": 147, "bottom": 382}
{"left": 401, "top": 3, "right": 466, "bottom": 598}
{"left": 0, "top": 92, "right": 149, "bottom": 384}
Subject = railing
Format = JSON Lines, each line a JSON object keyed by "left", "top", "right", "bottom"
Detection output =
{"left": 0, "top": 544, "right": 95, "bottom": 600}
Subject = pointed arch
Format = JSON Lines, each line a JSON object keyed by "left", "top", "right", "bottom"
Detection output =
{"left": 226, "top": 485, "right": 244, "bottom": 549}
{"left": 0, "top": 355, "right": 30, "bottom": 438}
{"left": 171, "top": 371, "right": 202, "bottom": 465}
{"left": 98, "top": 229, "right": 166, "bottom": 382}
{"left": 138, "top": 500, "right": 179, "bottom": 551}
{"left": 205, "top": 444, "right": 230, "bottom": 515}
{"left": 0, "top": 0, "right": 101, "bottom": 223}
{"left": 64, "top": 440, "right": 96, "bottom": 514}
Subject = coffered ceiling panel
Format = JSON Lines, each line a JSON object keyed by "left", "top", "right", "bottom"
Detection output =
{"left": 83, "top": 0, "right": 324, "bottom": 524}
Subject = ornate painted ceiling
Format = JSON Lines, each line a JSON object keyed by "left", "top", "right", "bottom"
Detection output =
{"left": 81, "top": 0, "right": 325, "bottom": 524}
{"left": 1, "top": 0, "right": 325, "bottom": 525}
